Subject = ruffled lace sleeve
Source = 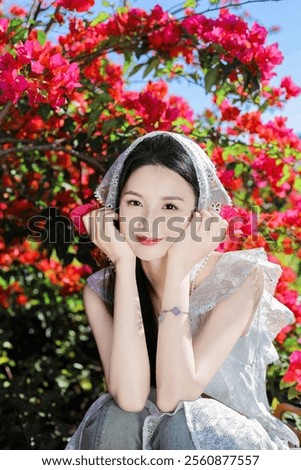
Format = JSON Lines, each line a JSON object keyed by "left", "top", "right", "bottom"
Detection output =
{"left": 86, "top": 266, "right": 113, "bottom": 305}
{"left": 188, "top": 247, "right": 295, "bottom": 342}
{"left": 188, "top": 248, "right": 298, "bottom": 448}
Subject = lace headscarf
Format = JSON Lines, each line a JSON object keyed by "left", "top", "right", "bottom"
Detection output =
{"left": 94, "top": 131, "right": 232, "bottom": 214}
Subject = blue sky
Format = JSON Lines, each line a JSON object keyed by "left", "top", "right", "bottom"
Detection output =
{"left": 129, "top": 0, "right": 301, "bottom": 135}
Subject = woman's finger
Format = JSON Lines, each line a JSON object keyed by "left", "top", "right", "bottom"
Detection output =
{"left": 195, "top": 209, "right": 214, "bottom": 232}
{"left": 95, "top": 208, "right": 113, "bottom": 243}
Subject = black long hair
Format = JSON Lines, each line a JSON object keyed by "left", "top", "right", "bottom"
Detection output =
{"left": 104, "top": 133, "right": 199, "bottom": 387}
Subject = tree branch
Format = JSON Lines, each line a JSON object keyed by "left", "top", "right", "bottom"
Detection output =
{"left": 0, "top": 142, "right": 106, "bottom": 173}
{"left": 44, "top": 6, "right": 61, "bottom": 34}
{"left": 0, "top": 102, "right": 13, "bottom": 124}
{"left": 169, "top": 0, "right": 284, "bottom": 16}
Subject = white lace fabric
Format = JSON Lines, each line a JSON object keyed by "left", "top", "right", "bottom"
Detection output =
{"left": 81, "top": 247, "right": 299, "bottom": 449}
{"left": 94, "top": 131, "right": 232, "bottom": 214}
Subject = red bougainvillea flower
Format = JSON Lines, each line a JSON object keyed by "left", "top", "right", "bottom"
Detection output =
{"left": 56, "top": 0, "right": 94, "bottom": 12}
{"left": 280, "top": 76, "right": 301, "bottom": 99}
{"left": 282, "top": 351, "right": 301, "bottom": 392}
{"left": 9, "top": 5, "right": 28, "bottom": 17}
{"left": 0, "top": 18, "right": 9, "bottom": 43}
{"left": 219, "top": 99, "right": 240, "bottom": 121}
{"left": 219, "top": 169, "right": 243, "bottom": 191}
{"left": 0, "top": 37, "right": 81, "bottom": 108}
{"left": 0, "top": 286, "right": 9, "bottom": 308}
{"left": 16, "top": 294, "right": 29, "bottom": 305}
{"left": 220, "top": 205, "right": 239, "bottom": 221}
{"left": 275, "top": 325, "right": 294, "bottom": 345}
{"left": 0, "top": 52, "right": 28, "bottom": 104}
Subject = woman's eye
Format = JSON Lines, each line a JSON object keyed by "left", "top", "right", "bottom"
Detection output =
{"left": 126, "top": 201, "right": 177, "bottom": 210}
{"left": 127, "top": 200, "right": 142, "bottom": 207}
{"left": 164, "top": 203, "right": 178, "bottom": 210}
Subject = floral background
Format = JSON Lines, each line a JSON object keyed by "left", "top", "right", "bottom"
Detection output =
{"left": 0, "top": 0, "right": 300, "bottom": 449}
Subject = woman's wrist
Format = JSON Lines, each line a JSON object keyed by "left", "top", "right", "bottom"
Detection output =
{"left": 115, "top": 255, "right": 136, "bottom": 271}
{"left": 162, "top": 266, "right": 190, "bottom": 311}
{"left": 166, "top": 250, "right": 211, "bottom": 280}
{"left": 165, "top": 255, "right": 191, "bottom": 281}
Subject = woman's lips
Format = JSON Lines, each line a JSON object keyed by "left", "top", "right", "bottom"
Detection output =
{"left": 136, "top": 235, "right": 163, "bottom": 246}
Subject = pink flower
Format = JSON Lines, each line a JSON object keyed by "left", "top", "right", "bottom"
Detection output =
{"left": 219, "top": 99, "right": 240, "bottom": 121}
{"left": 16, "top": 40, "right": 37, "bottom": 65}
{"left": 56, "top": 0, "right": 94, "bottom": 13}
{"left": 220, "top": 205, "right": 239, "bottom": 220}
{"left": 282, "top": 351, "right": 301, "bottom": 390}
{"left": 280, "top": 76, "right": 301, "bottom": 99}
{"left": 0, "top": 53, "right": 28, "bottom": 103}
{"left": 9, "top": 5, "right": 28, "bottom": 17}
{"left": 0, "top": 18, "right": 9, "bottom": 36}
{"left": 249, "top": 22, "right": 267, "bottom": 45}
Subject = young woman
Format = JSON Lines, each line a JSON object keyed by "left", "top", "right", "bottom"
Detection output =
{"left": 66, "top": 131, "right": 298, "bottom": 450}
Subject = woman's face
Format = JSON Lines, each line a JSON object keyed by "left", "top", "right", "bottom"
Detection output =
{"left": 118, "top": 165, "right": 197, "bottom": 261}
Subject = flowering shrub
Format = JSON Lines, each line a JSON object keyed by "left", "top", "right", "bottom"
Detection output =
{"left": 0, "top": 0, "right": 300, "bottom": 448}
{"left": 281, "top": 350, "right": 301, "bottom": 398}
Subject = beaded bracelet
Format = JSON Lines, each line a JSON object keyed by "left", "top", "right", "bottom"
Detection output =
{"left": 158, "top": 306, "right": 189, "bottom": 323}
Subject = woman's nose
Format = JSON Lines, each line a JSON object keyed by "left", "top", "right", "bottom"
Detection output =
{"left": 134, "top": 215, "right": 146, "bottom": 226}
{"left": 134, "top": 214, "right": 163, "bottom": 236}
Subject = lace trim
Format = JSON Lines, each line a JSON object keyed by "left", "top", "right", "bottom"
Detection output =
{"left": 87, "top": 267, "right": 112, "bottom": 303}
{"left": 94, "top": 131, "right": 232, "bottom": 213}
{"left": 189, "top": 251, "right": 259, "bottom": 316}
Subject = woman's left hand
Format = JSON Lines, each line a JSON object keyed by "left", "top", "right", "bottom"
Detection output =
{"left": 166, "top": 209, "right": 228, "bottom": 277}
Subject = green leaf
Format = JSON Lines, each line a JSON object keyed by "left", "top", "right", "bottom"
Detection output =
{"left": 9, "top": 18, "right": 23, "bottom": 30}
{"left": 204, "top": 66, "right": 220, "bottom": 93}
{"left": 117, "top": 7, "right": 128, "bottom": 14}
{"left": 11, "top": 28, "right": 28, "bottom": 44}
{"left": 37, "top": 30, "right": 46, "bottom": 46}
{"left": 183, "top": 0, "right": 197, "bottom": 8}
{"left": 135, "top": 44, "right": 147, "bottom": 60}
{"left": 0, "top": 356, "right": 9, "bottom": 366}
{"left": 80, "top": 378, "right": 92, "bottom": 391}
{"left": 279, "top": 380, "right": 296, "bottom": 390}
{"left": 123, "top": 50, "right": 133, "bottom": 74}
{"left": 87, "top": 93, "right": 112, "bottom": 137}
{"left": 128, "top": 63, "right": 145, "bottom": 78}
{"left": 102, "top": 118, "right": 118, "bottom": 135}
{"left": 37, "top": 103, "right": 52, "bottom": 122}
{"left": 90, "top": 12, "right": 110, "bottom": 27}
{"left": 234, "top": 163, "right": 245, "bottom": 177}
{"left": 143, "top": 57, "right": 159, "bottom": 79}
{"left": 102, "top": 0, "right": 111, "bottom": 6}
{"left": 288, "top": 386, "right": 301, "bottom": 400}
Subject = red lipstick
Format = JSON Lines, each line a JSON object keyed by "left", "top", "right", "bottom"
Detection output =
{"left": 136, "top": 235, "right": 163, "bottom": 246}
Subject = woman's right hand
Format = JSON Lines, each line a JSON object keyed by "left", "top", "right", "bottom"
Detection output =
{"left": 82, "top": 207, "right": 135, "bottom": 265}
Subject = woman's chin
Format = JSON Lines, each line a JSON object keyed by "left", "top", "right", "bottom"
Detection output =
{"left": 129, "top": 241, "right": 169, "bottom": 261}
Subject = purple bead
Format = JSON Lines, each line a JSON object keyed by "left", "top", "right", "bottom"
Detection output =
{"left": 171, "top": 306, "right": 181, "bottom": 316}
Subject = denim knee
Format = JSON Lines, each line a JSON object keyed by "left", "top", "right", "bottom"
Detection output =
{"left": 152, "top": 408, "right": 195, "bottom": 450}
{"left": 81, "top": 397, "right": 151, "bottom": 450}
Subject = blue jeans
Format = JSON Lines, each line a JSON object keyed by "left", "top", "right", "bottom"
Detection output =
{"left": 80, "top": 388, "right": 195, "bottom": 450}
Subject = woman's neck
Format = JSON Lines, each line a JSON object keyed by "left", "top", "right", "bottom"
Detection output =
{"left": 140, "top": 256, "right": 168, "bottom": 300}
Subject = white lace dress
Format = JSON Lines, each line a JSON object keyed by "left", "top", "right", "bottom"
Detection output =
{"left": 66, "top": 247, "right": 299, "bottom": 450}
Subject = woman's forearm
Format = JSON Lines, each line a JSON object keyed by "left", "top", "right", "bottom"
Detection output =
{"left": 109, "top": 258, "right": 150, "bottom": 411}
{"left": 156, "top": 261, "right": 198, "bottom": 412}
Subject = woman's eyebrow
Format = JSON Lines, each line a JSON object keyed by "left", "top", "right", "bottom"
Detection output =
{"left": 122, "top": 190, "right": 185, "bottom": 201}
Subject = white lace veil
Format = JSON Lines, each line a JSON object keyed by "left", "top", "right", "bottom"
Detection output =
{"left": 94, "top": 131, "right": 232, "bottom": 214}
